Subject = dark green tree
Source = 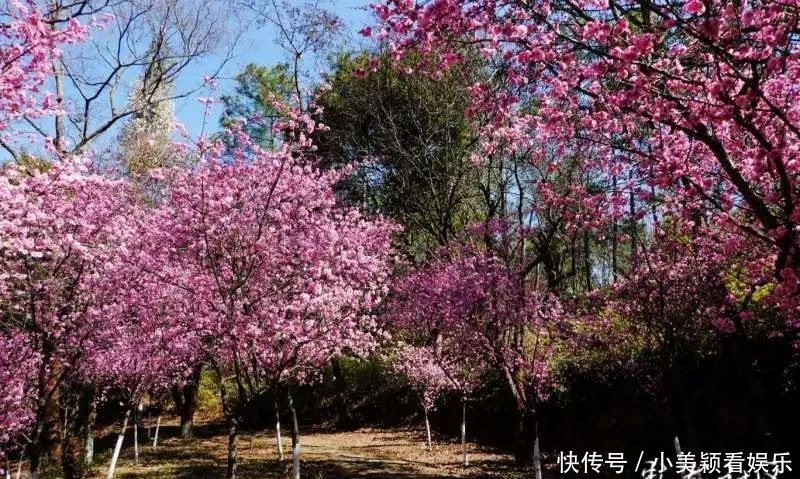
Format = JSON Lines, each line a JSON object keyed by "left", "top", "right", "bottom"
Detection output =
{"left": 314, "top": 52, "right": 485, "bottom": 261}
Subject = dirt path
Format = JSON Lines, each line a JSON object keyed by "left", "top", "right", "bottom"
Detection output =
{"left": 91, "top": 419, "right": 527, "bottom": 478}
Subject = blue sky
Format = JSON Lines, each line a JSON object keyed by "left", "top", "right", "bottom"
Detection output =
{"left": 0, "top": 1, "right": 374, "bottom": 163}
{"left": 173, "top": 0, "right": 373, "bottom": 138}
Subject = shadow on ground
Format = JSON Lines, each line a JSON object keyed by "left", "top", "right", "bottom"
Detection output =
{"left": 93, "top": 421, "right": 528, "bottom": 479}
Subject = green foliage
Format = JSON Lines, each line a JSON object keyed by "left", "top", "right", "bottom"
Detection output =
{"left": 220, "top": 63, "right": 295, "bottom": 148}
{"left": 237, "top": 355, "right": 419, "bottom": 429}
{"left": 196, "top": 369, "right": 223, "bottom": 420}
{"left": 218, "top": 51, "right": 487, "bottom": 262}
{"left": 314, "top": 51, "right": 485, "bottom": 260}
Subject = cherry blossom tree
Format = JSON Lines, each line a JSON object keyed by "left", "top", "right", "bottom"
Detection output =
{"left": 1, "top": 5, "right": 194, "bottom": 477}
{"left": 370, "top": 0, "right": 800, "bottom": 328}
{"left": 150, "top": 122, "right": 395, "bottom": 479}
{"left": 0, "top": 158, "right": 198, "bottom": 479}
{"left": 390, "top": 344, "right": 450, "bottom": 450}
{"left": 0, "top": 158, "right": 140, "bottom": 478}
{"left": 87, "top": 211, "right": 203, "bottom": 479}
{"left": 0, "top": 332, "right": 37, "bottom": 465}
{"left": 606, "top": 219, "right": 782, "bottom": 454}
{"left": 0, "top": 0, "right": 86, "bottom": 158}
{"left": 388, "top": 245, "right": 567, "bottom": 471}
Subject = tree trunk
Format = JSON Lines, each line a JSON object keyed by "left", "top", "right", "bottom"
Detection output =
{"left": 145, "top": 408, "right": 151, "bottom": 441}
{"left": 133, "top": 401, "right": 144, "bottom": 466}
{"left": 133, "top": 420, "right": 139, "bottom": 465}
{"left": 15, "top": 452, "right": 23, "bottom": 479}
{"left": 461, "top": 397, "right": 468, "bottom": 466}
{"left": 532, "top": 417, "right": 543, "bottom": 479}
{"left": 612, "top": 175, "right": 618, "bottom": 282}
{"left": 30, "top": 355, "right": 62, "bottom": 479}
{"left": 61, "top": 386, "right": 93, "bottom": 479}
{"left": 673, "top": 435, "right": 682, "bottom": 456}
{"left": 152, "top": 416, "right": 161, "bottom": 449}
{"left": 541, "top": 248, "right": 559, "bottom": 290}
{"left": 84, "top": 392, "right": 96, "bottom": 467}
{"left": 226, "top": 418, "right": 238, "bottom": 479}
{"left": 424, "top": 408, "right": 432, "bottom": 451}
{"left": 331, "top": 358, "right": 353, "bottom": 428}
{"left": 178, "top": 393, "right": 197, "bottom": 439}
{"left": 29, "top": 404, "right": 45, "bottom": 478}
{"left": 508, "top": 385, "right": 542, "bottom": 470}
{"left": 287, "top": 389, "right": 300, "bottom": 479}
{"left": 106, "top": 407, "right": 132, "bottom": 479}
{"left": 583, "top": 230, "right": 592, "bottom": 291}
{"left": 133, "top": 402, "right": 141, "bottom": 466}
{"left": 274, "top": 398, "right": 284, "bottom": 460}
{"left": 212, "top": 361, "right": 237, "bottom": 479}
{"left": 666, "top": 346, "right": 690, "bottom": 468}
{"left": 173, "top": 364, "right": 203, "bottom": 439}
{"left": 61, "top": 421, "right": 80, "bottom": 479}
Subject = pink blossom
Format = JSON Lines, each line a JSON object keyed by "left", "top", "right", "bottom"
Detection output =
{"left": 684, "top": 0, "right": 706, "bottom": 14}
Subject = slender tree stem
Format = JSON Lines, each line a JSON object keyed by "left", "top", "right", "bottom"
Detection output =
{"left": 424, "top": 408, "right": 432, "bottom": 451}
{"left": 274, "top": 398, "right": 284, "bottom": 460}
{"left": 106, "top": 407, "right": 132, "bottom": 479}
{"left": 461, "top": 397, "right": 468, "bottom": 466}
{"left": 287, "top": 388, "right": 300, "bottom": 479}
{"left": 152, "top": 416, "right": 161, "bottom": 449}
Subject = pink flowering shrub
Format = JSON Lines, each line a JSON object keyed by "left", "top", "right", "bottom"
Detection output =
{"left": 388, "top": 246, "right": 566, "bottom": 407}
{"left": 392, "top": 343, "right": 453, "bottom": 412}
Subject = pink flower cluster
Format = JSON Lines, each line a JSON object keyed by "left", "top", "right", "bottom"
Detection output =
{"left": 0, "top": 158, "right": 166, "bottom": 448}
{"left": 392, "top": 343, "right": 453, "bottom": 411}
{"left": 387, "top": 247, "right": 565, "bottom": 403}
{"left": 372, "top": 0, "right": 800, "bottom": 328}
{"left": 149, "top": 127, "right": 397, "bottom": 388}
{"left": 0, "top": 1, "right": 87, "bottom": 148}
{"left": 0, "top": 332, "right": 37, "bottom": 448}
{"left": 0, "top": 5, "right": 397, "bottom": 451}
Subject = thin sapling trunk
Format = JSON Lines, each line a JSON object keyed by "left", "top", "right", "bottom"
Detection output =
{"left": 532, "top": 416, "right": 543, "bottom": 479}
{"left": 133, "top": 402, "right": 142, "bottom": 465}
{"left": 146, "top": 408, "right": 151, "bottom": 441}
{"left": 461, "top": 397, "right": 468, "bottom": 466}
{"left": 152, "top": 416, "right": 161, "bottom": 449}
{"left": 274, "top": 398, "right": 284, "bottom": 460}
{"left": 106, "top": 407, "right": 132, "bottom": 479}
{"left": 287, "top": 389, "right": 300, "bottom": 479}
{"left": 15, "top": 452, "right": 23, "bottom": 479}
{"left": 213, "top": 361, "right": 238, "bottom": 479}
{"left": 227, "top": 418, "right": 238, "bottom": 479}
{"left": 84, "top": 393, "right": 96, "bottom": 467}
{"left": 424, "top": 407, "right": 432, "bottom": 451}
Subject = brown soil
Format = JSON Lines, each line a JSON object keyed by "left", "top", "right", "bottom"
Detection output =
{"left": 86, "top": 417, "right": 528, "bottom": 478}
